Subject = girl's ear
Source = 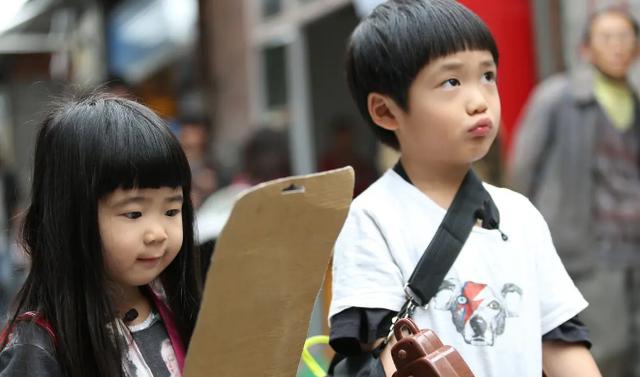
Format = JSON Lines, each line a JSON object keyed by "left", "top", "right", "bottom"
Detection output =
{"left": 367, "top": 92, "right": 402, "bottom": 131}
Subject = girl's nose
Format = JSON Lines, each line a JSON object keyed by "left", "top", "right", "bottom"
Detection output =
{"left": 144, "top": 224, "right": 168, "bottom": 244}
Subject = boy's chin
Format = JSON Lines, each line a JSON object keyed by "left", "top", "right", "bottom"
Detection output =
{"left": 467, "top": 146, "right": 493, "bottom": 163}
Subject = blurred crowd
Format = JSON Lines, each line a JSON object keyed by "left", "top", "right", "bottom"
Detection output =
{"left": 510, "top": 7, "right": 640, "bottom": 376}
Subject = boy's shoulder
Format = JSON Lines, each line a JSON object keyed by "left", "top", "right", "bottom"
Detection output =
{"left": 483, "top": 182, "right": 548, "bottom": 232}
{"left": 350, "top": 168, "right": 409, "bottom": 209}
{"left": 350, "top": 170, "right": 542, "bottom": 226}
{"left": 352, "top": 170, "right": 537, "bottom": 208}
{"left": 483, "top": 182, "right": 537, "bottom": 213}
{"left": 483, "top": 181, "right": 529, "bottom": 204}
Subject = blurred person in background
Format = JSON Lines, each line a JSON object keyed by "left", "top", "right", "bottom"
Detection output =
{"left": 104, "top": 74, "right": 136, "bottom": 99}
{"left": 318, "top": 116, "right": 378, "bottom": 197}
{"left": 195, "top": 127, "right": 290, "bottom": 276}
{"left": 0, "top": 153, "right": 19, "bottom": 321}
{"left": 509, "top": 6, "right": 640, "bottom": 376}
{"left": 178, "top": 116, "right": 219, "bottom": 209}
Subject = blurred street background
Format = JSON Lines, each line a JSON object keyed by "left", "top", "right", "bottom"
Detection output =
{"left": 1, "top": 0, "right": 639, "bottom": 375}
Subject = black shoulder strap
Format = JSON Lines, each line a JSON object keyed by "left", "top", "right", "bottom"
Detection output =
{"left": 393, "top": 161, "right": 505, "bottom": 309}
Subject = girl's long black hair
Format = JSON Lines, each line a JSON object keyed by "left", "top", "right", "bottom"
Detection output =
{"left": 5, "top": 92, "right": 202, "bottom": 376}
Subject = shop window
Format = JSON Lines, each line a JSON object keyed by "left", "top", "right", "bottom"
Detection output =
{"left": 263, "top": 44, "right": 287, "bottom": 110}
{"left": 262, "top": 0, "right": 281, "bottom": 18}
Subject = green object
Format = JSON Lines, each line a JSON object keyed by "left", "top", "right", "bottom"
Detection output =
{"left": 301, "top": 335, "right": 330, "bottom": 377}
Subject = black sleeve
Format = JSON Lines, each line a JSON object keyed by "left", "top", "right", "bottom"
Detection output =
{"left": 329, "top": 307, "right": 396, "bottom": 356}
{"left": 332, "top": 309, "right": 592, "bottom": 355}
{"left": 0, "top": 344, "right": 62, "bottom": 377}
{"left": 542, "top": 315, "right": 591, "bottom": 349}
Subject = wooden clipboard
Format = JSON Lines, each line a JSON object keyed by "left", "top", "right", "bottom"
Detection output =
{"left": 184, "top": 167, "right": 354, "bottom": 377}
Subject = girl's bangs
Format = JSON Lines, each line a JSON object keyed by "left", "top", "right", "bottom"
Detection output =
{"left": 95, "top": 115, "right": 190, "bottom": 197}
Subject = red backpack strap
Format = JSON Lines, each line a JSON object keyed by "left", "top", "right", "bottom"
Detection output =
{"left": 17, "top": 312, "right": 57, "bottom": 343}
{"left": 0, "top": 311, "right": 57, "bottom": 346}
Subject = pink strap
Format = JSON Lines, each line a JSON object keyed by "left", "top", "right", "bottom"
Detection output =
{"left": 148, "top": 288, "right": 186, "bottom": 373}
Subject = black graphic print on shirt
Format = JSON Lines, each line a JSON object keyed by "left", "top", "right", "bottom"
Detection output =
{"left": 433, "top": 278, "right": 523, "bottom": 346}
{"left": 124, "top": 313, "right": 181, "bottom": 377}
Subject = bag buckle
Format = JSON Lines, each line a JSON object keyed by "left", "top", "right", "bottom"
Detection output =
{"left": 384, "top": 292, "right": 420, "bottom": 345}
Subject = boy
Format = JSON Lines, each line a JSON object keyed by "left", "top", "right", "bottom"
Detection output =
{"left": 328, "top": 1, "right": 602, "bottom": 376}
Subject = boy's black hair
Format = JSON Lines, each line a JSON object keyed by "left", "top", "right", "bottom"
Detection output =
{"left": 582, "top": 5, "right": 640, "bottom": 44}
{"left": 346, "top": 0, "right": 499, "bottom": 150}
{"left": 5, "top": 92, "right": 202, "bottom": 377}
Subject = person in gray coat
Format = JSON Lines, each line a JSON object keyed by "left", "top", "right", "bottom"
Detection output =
{"left": 509, "top": 6, "right": 640, "bottom": 376}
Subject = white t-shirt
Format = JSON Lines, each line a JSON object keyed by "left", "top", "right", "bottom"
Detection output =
{"left": 329, "top": 169, "right": 588, "bottom": 377}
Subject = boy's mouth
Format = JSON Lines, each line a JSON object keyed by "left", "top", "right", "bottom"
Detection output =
{"left": 467, "top": 119, "right": 493, "bottom": 137}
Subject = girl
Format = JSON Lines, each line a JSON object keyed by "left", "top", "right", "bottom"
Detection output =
{"left": 0, "top": 92, "right": 202, "bottom": 376}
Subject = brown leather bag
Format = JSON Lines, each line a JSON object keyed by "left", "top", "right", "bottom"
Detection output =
{"left": 391, "top": 318, "right": 475, "bottom": 377}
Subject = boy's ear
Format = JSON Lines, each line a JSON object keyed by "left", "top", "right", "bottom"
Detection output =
{"left": 367, "top": 92, "right": 402, "bottom": 131}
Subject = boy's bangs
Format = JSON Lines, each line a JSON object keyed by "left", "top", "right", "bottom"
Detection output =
{"left": 413, "top": 4, "right": 499, "bottom": 68}
{"left": 424, "top": 19, "right": 498, "bottom": 64}
{"left": 96, "top": 116, "right": 190, "bottom": 196}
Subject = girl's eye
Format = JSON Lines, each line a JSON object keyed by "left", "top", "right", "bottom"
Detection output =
{"left": 165, "top": 209, "right": 181, "bottom": 217}
{"left": 482, "top": 71, "right": 497, "bottom": 83}
{"left": 123, "top": 212, "right": 142, "bottom": 219}
{"left": 441, "top": 78, "right": 460, "bottom": 88}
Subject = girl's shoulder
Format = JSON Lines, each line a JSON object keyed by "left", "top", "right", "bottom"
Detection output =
{"left": 0, "top": 318, "right": 62, "bottom": 377}
{"left": 2, "top": 317, "right": 57, "bottom": 355}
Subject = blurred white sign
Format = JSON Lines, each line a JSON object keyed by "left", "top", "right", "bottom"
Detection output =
{"left": 352, "top": 0, "right": 385, "bottom": 18}
{"left": 0, "top": 0, "right": 29, "bottom": 35}
{"left": 119, "top": 0, "right": 197, "bottom": 47}
{"left": 109, "top": 0, "right": 197, "bottom": 83}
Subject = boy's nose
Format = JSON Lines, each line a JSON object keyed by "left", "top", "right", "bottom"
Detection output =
{"left": 144, "top": 224, "right": 169, "bottom": 244}
{"left": 466, "top": 88, "right": 488, "bottom": 115}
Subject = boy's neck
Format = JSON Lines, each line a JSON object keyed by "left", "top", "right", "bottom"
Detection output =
{"left": 113, "top": 284, "right": 153, "bottom": 326}
{"left": 400, "top": 157, "right": 470, "bottom": 209}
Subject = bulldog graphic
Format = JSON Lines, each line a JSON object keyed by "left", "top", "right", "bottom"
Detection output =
{"left": 433, "top": 279, "right": 522, "bottom": 346}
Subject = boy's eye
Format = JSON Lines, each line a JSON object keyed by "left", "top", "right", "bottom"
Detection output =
{"left": 441, "top": 78, "right": 460, "bottom": 88}
{"left": 123, "top": 212, "right": 142, "bottom": 219}
{"left": 482, "top": 71, "right": 497, "bottom": 83}
{"left": 165, "top": 209, "right": 181, "bottom": 217}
